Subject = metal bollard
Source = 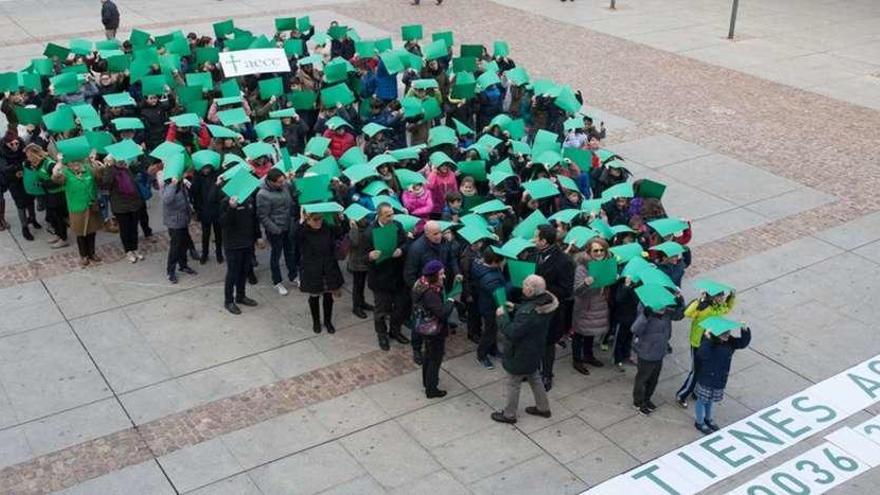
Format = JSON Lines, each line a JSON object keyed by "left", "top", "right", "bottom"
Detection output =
{"left": 728, "top": 0, "right": 740, "bottom": 39}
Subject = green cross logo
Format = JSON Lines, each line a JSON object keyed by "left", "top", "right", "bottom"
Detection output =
{"left": 226, "top": 54, "right": 239, "bottom": 74}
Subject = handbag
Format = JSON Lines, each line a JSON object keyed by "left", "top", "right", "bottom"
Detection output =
{"left": 412, "top": 303, "right": 440, "bottom": 336}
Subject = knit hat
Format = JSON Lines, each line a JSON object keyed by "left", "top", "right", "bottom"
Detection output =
{"left": 422, "top": 259, "right": 444, "bottom": 276}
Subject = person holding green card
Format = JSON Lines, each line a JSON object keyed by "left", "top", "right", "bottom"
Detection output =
{"left": 100, "top": 155, "right": 146, "bottom": 263}
{"left": 51, "top": 155, "right": 102, "bottom": 267}
{"left": 533, "top": 224, "right": 574, "bottom": 391}
{"left": 0, "top": 133, "right": 40, "bottom": 240}
{"left": 472, "top": 249, "right": 507, "bottom": 369}
{"left": 162, "top": 171, "right": 197, "bottom": 284}
{"left": 295, "top": 207, "right": 349, "bottom": 334}
{"left": 366, "top": 203, "right": 409, "bottom": 350}
{"left": 25, "top": 145, "right": 68, "bottom": 247}
{"left": 571, "top": 237, "right": 612, "bottom": 375}
{"left": 693, "top": 319, "right": 751, "bottom": 434}
{"left": 631, "top": 286, "right": 686, "bottom": 415}
{"left": 218, "top": 180, "right": 261, "bottom": 315}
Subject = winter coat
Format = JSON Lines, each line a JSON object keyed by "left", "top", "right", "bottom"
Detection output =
{"left": 426, "top": 169, "right": 458, "bottom": 213}
{"left": 102, "top": 165, "right": 145, "bottom": 214}
{"left": 296, "top": 220, "right": 348, "bottom": 293}
{"left": 685, "top": 295, "right": 736, "bottom": 348}
{"left": 101, "top": 0, "right": 120, "bottom": 29}
{"left": 612, "top": 280, "right": 639, "bottom": 325}
{"left": 322, "top": 129, "right": 356, "bottom": 159}
{"left": 472, "top": 260, "right": 506, "bottom": 318}
{"left": 191, "top": 169, "right": 222, "bottom": 223}
{"left": 534, "top": 245, "right": 574, "bottom": 302}
{"left": 374, "top": 61, "right": 398, "bottom": 101}
{"left": 571, "top": 258, "right": 609, "bottom": 337}
{"left": 498, "top": 292, "right": 559, "bottom": 375}
{"left": 162, "top": 182, "right": 191, "bottom": 229}
{"left": 403, "top": 235, "right": 458, "bottom": 289}
{"left": 412, "top": 277, "right": 454, "bottom": 337}
{"left": 658, "top": 258, "right": 687, "bottom": 287}
{"left": 365, "top": 219, "right": 407, "bottom": 291}
{"left": 218, "top": 194, "right": 259, "bottom": 250}
{"left": 631, "top": 300, "right": 686, "bottom": 361}
{"left": 696, "top": 329, "right": 751, "bottom": 390}
{"left": 256, "top": 181, "right": 294, "bottom": 235}
{"left": 402, "top": 188, "right": 433, "bottom": 230}
{"left": 140, "top": 101, "right": 173, "bottom": 150}
{"left": 347, "top": 222, "right": 371, "bottom": 272}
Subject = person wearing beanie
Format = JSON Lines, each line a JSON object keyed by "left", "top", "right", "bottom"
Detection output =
{"left": 411, "top": 259, "right": 455, "bottom": 398}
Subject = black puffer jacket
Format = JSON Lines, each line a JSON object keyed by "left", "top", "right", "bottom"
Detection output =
{"left": 296, "top": 219, "right": 348, "bottom": 293}
{"left": 498, "top": 292, "right": 559, "bottom": 375}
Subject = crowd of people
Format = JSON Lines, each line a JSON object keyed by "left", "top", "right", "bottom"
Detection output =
{"left": 0, "top": 16, "right": 751, "bottom": 433}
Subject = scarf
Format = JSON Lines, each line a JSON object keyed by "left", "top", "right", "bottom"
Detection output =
{"left": 113, "top": 166, "right": 138, "bottom": 198}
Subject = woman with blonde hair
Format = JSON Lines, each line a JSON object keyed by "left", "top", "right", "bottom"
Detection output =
{"left": 571, "top": 237, "right": 611, "bottom": 375}
{"left": 51, "top": 154, "right": 103, "bottom": 266}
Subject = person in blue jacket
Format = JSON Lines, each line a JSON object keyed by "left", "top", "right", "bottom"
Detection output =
{"left": 693, "top": 325, "right": 752, "bottom": 434}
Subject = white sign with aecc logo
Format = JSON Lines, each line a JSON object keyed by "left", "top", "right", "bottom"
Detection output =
{"left": 219, "top": 48, "right": 291, "bottom": 77}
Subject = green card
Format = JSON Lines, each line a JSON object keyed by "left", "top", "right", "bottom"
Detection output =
{"left": 345, "top": 163, "right": 379, "bottom": 184}
{"left": 522, "top": 178, "right": 559, "bottom": 201}
{"left": 492, "top": 286, "right": 507, "bottom": 310}
{"left": 477, "top": 71, "right": 501, "bottom": 90}
{"left": 103, "top": 92, "right": 136, "bottom": 107}
{"left": 258, "top": 77, "right": 284, "bottom": 99}
{"left": 372, "top": 223, "right": 398, "bottom": 263}
{"left": 432, "top": 31, "right": 454, "bottom": 49}
{"left": 650, "top": 241, "right": 685, "bottom": 258}
{"left": 43, "top": 43, "right": 70, "bottom": 60}
{"left": 320, "top": 83, "right": 355, "bottom": 107}
{"left": 344, "top": 203, "right": 371, "bottom": 222}
{"left": 492, "top": 237, "right": 536, "bottom": 259}
{"left": 297, "top": 16, "right": 311, "bottom": 31}
{"left": 549, "top": 209, "right": 581, "bottom": 225}
{"left": 303, "top": 202, "right": 343, "bottom": 214}
{"left": 171, "top": 113, "right": 201, "bottom": 128}
{"left": 368, "top": 154, "right": 398, "bottom": 169}
{"left": 563, "top": 148, "right": 593, "bottom": 169}
{"left": 694, "top": 279, "right": 733, "bottom": 297}
{"left": 192, "top": 149, "right": 222, "bottom": 169}
{"left": 325, "top": 115, "right": 350, "bottom": 130}
{"left": 68, "top": 38, "right": 93, "bottom": 56}
{"left": 184, "top": 99, "right": 209, "bottom": 119}
{"left": 269, "top": 108, "right": 297, "bottom": 119}
{"left": 339, "top": 147, "right": 368, "bottom": 169}
{"left": 564, "top": 226, "right": 600, "bottom": 249}
{"left": 379, "top": 51, "right": 404, "bottom": 74}
{"left": 637, "top": 178, "right": 666, "bottom": 199}
{"left": 328, "top": 25, "right": 349, "bottom": 41}
{"left": 375, "top": 37, "right": 393, "bottom": 53}
{"left": 49, "top": 72, "right": 80, "bottom": 94}
{"left": 648, "top": 218, "right": 688, "bottom": 238}
{"left": 284, "top": 39, "right": 304, "bottom": 57}
{"left": 451, "top": 82, "right": 476, "bottom": 100}
{"left": 355, "top": 40, "right": 376, "bottom": 59}
{"left": 635, "top": 284, "right": 676, "bottom": 311}
{"left": 186, "top": 72, "right": 213, "bottom": 92}
{"left": 295, "top": 174, "right": 332, "bottom": 203}
{"left": 254, "top": 119, "right": 283, "bottom": 140}
{"left": 30, "top": 58, "right": 55, "bottom": 76}
{"left": 446, "top": 279, "right": 463, "bottom": 300}
{"left": 460, "top": 213, "right": 490, "bottom": 231}
{"left": 361, "top": 180, "right": 390, "bottom": 197}
{"left": 275, "top": 17, "right": 297, "bottom": 31}
{"left": 460, "top": 195, "right": 487, "bottom": 215}
{"left": 423, "top": 40, "right": 448, "bottom": 61}
{"left": 508, "top": 259, "right": 536, "bottom": 288}
{"left": 457, "top": 224, "right": 493, "bottom": 244}
{"left": 388, "top": 146, "right": 424, "bottom": 161}
{"left": 243, "top": 141, "right": 275, "bottom": 159}
{"left": 493, "top": 41, "right": 510, "bottom": 57}
{"left": 222, "top": 168, "right": 260, "bottom": 202}
{"left": 105, "top": 139, "right": 144, "bottom": 162}
{"left": 460, "top": 44, "right": 484, "bottom": 58}
{"left": 601, "top": 182, "right": 634, "bottom": 201}
{"left": 14, "top": 106, "right": 43, "bottom": 126}
{"left": 86, "top": 131, "right": 116, "bottom": 153}
{"left": 129, "top": 28, "right": 151, "bottom": 47}
{"left": 207, "top": 124, "right": 242, "bottom": 140}
{"left": 213, "top": 19, "right": 235, "bottom": 39}
{"left": 588, "top": 258, "right": 618, "bottom": 288}
{"left": 56, "top": 136, "right": 92, "bottom": 163}
{"left": 633, "top": 266, "right": 676, "bottom": 289}
{"left": 395, "top": 214, "right": 420, "bottom": 233}
{"left": 505, "top": 67, "right": 529, "bottom": 86}
{"left": 141, "top": 74, "right": 167, "bottom": 96}
{"left": 609, "top": 242, "right": 644, "bottom": 264}
{"left": 310, "top": 156, "right": 341, "bottom": 178}
{"left": 217, "top": 107, "right": 250, "bottom": 127}
{"left": 43, "top": 107, "right": 76, "bottom": 133}
{"left": 288, "top": 90, "right": 318, "bottom": 110}
{"left": 394, "top": 169, "right": 426, "bottom": 189}
{"left": 150, "top": 141, "right": 186, "bottom": 162}
{"left": 428, "top": 126, "right": 457, "bottom": 147}
{"left": 512, "top": 209, "right": 549, "bottom": 240}
{"left": 195, "top": 47, "right": 220, "bottom": 65}
{"left": 458, "top": 160, "right": 486, "bottom": 182}
{"left": 401, "top": 24, "right": 423, "bottom": 41}
{"left": 470, "top": 199, "right": 506, "bottom": 215}
{"left": 452, "top": 57, "right": 477, "bottom": 73}
{"left": 362, "top": 122, "right": 388, "bottom": 138}
{"left": 304, "top": 136, "right": 330, "bottom": 157}
{"left": 699, "top": 316, "right": 743, "bottom": 336}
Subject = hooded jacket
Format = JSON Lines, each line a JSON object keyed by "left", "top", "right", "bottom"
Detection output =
{"left": 426, "top": 168, "right": 458, "bottom": 213}
{"left": 631, "top": 299, "right": 686, "bottom": 361}
{"left": 498, "top": 292, "right": 559, "bottom": 375}
{"left": 256, "top": 180, "right": 295, "bottom": 235}
{"left": 472, "top": 259, "right": 506, "bottom": 318}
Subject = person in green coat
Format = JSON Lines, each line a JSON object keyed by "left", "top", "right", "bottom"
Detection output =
{"left": 490, "top": 274, "right": 559, "bottom": 424}
{"left": 25, "top": 144, "right": 68, "bottom": 248}
{"left": 52, "top": 155, "right": 102, "bottom": 267}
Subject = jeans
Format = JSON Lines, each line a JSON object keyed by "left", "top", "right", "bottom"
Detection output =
{"left": 421, "top": 334, "right": 446, "bottom": 392}
{"left": 224, "top": 246, "right": 254, "bottom": 304}
{"left": 695, "top": 397, "right": 715, "bottom": 425}
{"left": 502, "top": 371, "right": 550, "bottom": 419}
{"left": 116, "top": 211, "right": 139, "bottom": 252}
{"left": 633, "top": 358, "right": 663, "bottom": 407}
{"left": 676, "top": 347, "right": 701, "bottom": 402}
{"left": 166, "top": 228, "right": 189, "bottom": 275}
{"left": 477, "top": 315, "right": 498, "bottom": 359}
{"left": 268, "top": 231, "right": 296, "bottom": 285}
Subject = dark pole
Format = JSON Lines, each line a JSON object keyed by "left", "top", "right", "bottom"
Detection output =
{"left": 728, "top": 0, "right": 740, "bottom": 39}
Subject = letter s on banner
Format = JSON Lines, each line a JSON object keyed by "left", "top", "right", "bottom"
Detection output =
{"left": 219, "top": 48, "right": 291, "bottom": 77}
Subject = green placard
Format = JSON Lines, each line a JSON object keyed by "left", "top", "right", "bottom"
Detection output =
{"left": 372, "top": 223, "right": 398, "bottom": 263}
{"left": 508, "top": 260, "right": 536, "bottom": 288}
{"left": 588, "top": 258, "right": 618, "bottom": 288}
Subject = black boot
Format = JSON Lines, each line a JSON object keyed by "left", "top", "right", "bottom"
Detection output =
{"left": 21, "top": 226, "right": 33, "bottom": 241}
{"left": 390, "top": 328, "right": 410, "bottom": 344}
{"left": 322, "top": 293, "right": 336, "bottom": 334}
{"left": 308, "top": 296, "right": 321, "bottom": 333}
{"left": 375, "top": 318, "right": 390, "bottom": 351}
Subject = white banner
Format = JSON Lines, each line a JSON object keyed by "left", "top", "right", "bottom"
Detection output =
{"left": 219, "top": 48, "right": 291, "bottom": 77}
{"left": 583, "top": 355, "right": 880, "bottom": 495}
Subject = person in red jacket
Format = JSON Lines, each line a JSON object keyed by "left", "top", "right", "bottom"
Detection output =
{"left": 322, "top": 117, "right": 356, "bottom": 159}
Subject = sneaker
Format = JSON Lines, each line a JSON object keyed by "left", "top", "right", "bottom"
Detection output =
{"left": 645, "top": 400, "right": 658, "bottom": 412}
{"left": 705, "top": 420, "right": 721, "bottom": 432}
{"left": 695, "top": 422, "right": 714, "bottom": 435}
{"left": 676, "top": 398, "right": 689, "bottom": 409}
{"left": 616, "top": 362, "right": 625, "bottom": 372}
{"left": 126, "top": 251, "right": 138, "bottom": 263}
{"left": 135, "top": 251, "right": 144, "bottom": 260}
{"left": 168, "top": 272, "right": 178, "bottom": 284}
{"left": 525, "top": 406, "right": 552, "bottom": 418}
{"left": 275, "top": 283, "right": 289, "bottom": 296}
{"left": 477, "top": 356, "right": 494, "bottom": 370}
{"left": 637, "top": 406, "right": 653, "bottom": 415}
{"left": 490, "top": 411, "right": 516, "bottom": 424}
{"left": 50, "top": 239, "right": 69, "bottom": 249}
{"left": 600, "top": 343, "right": 609, "bottom": 352}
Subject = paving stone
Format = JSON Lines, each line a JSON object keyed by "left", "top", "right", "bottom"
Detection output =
{"left": 221, "top": 410, "right": 332, "bottom": 470}
{"left": 53, "top": 461, "right": 175, "bottom": 495}
{"left": 564, "top": 443, "right": 639, "bottom": 487}
{"left": 816, "top": 211, "right": 880, "bottom": 249}
{"left": 361, "top": 368, "right": 467, "bottom": 417}
{"left": 470, "top": 454, "right": 587, "bottom": 495}
{"left": 529, "top": 416, "right": 614, "bottom": 464}
{"left": 340, "top": 421, "right": 441, "bottom": 489}
{"left": 186, "top": 473, "right": 263, "bottom": 495}
{"left": 609, "top": 134, "right": 712, "bottom": 169}
{"left": 690, "top": 207, "right": 770, "bottom": 246}
{"left": 724, "top": 361, "right": 814, "bottom": 411}
{"left": 745, "top": 187, "right": 837, "bottom": 221}
{"left": 601, "top": 404, "right": 702, "bottom": 462}
{"left": 317, "top": 475, "right": 388, "bottom": 495}
{"left": 431, "top": 423, "right": 543, "bottom": 484}
{"left": 158, "top": 437, "right": 243, "bottom": 493}
{"left": 248, "top": 442, "right": 365, "bottom": 495}
{"left": 306, "top": 389, "right": 389, "bottom": 438}
{"left": 389, "top": 469, "right": 470, "bottom": 495}
{"left": 21, "top": 398, "right": 131, "bottom": 457}
{"left": 397, "top": 392, "right": 495, "bottom": 449}
{"left": 557, "top": 375, "right": 639, "bottom": 430}
{"left": 0, "top": 427, "right": 33, "bottom": 470}
{"left": 0, "top": 280, "right": 64, "bottom": 337}
{"left": 472, "top": 380, "right": 573, "bottom": 434}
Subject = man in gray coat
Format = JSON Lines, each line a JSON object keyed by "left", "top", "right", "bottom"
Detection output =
{"left": 162, "top": 176, "right": 196, "bottom": 284}
{"left": 256, "top": 169, "right": 297, "bottom": 295}
{"left": 490, "top": 275, "right": 558, "bottom": 424}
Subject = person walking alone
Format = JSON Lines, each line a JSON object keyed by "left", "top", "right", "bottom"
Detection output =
{"left": 100, "top": 0, "right": 120, "bottom": 40}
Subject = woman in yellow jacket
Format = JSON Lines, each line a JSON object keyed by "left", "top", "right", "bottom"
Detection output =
{"left": 675, "top": 281, "right": 735, "bottom": 408}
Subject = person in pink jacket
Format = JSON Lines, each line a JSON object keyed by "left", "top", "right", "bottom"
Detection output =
{"left": 402, "top": 182, "right": 434, "bottom": 234}
{"left": 426, "top": 163, "right": 459, "bottom": 214}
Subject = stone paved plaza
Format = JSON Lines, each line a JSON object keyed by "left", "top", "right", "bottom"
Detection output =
{"left": 0, "top": 0, "right": 879, "bottom": 494}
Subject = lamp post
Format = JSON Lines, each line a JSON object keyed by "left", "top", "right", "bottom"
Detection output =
{"left": 728, "top": 0, "right": 740, "bottom": 39}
